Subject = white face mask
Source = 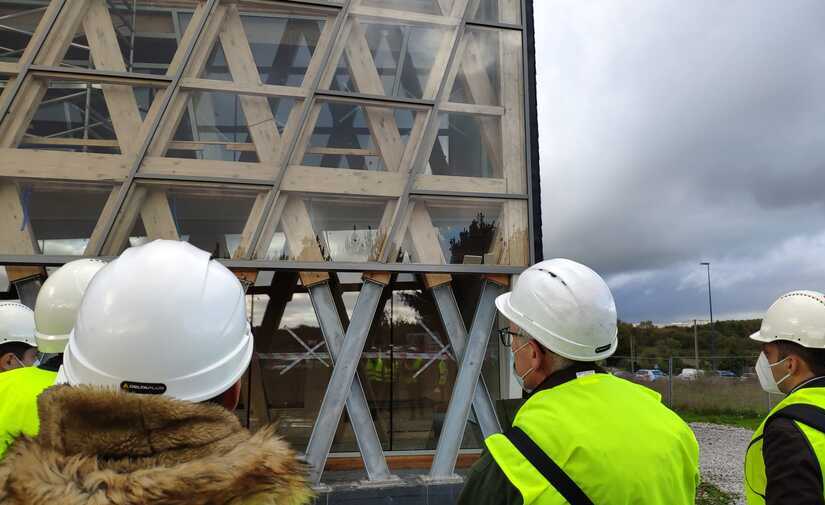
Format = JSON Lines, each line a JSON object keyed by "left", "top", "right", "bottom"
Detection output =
{"left": 512, "top": 340, "right": 536, "bottom": 394}
{"left": 756, "top": 352, "right": 790, "bottom": 394}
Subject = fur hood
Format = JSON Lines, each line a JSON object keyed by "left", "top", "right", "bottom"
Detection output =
{"left": 0, "top": 385, "right": 313, "bottom": 505}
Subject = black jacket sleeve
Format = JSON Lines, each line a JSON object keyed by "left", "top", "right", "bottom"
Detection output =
{"left": 457, "top": 450, "right": 523, "bottom": 505}
{"left": 764, "top": 417, "right": 825, "bottom": 505}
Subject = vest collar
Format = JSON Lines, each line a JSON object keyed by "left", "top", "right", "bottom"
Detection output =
{"left": 528, "top": 362, "right": 606, "bottom": 398}
{"left": 790, "top": 375, "right": 825, "bottom": 394}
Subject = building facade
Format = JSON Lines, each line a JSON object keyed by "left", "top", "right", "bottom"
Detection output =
{"left": 0, "top": 0, "right": 538, "bottom": 484}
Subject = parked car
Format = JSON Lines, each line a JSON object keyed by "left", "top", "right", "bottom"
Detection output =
{"left": 635, "top": 369, "right": 667, "bottom": 382}
{"left": 715, "top": 370, "right": 738, "bottom": 379}
{"left": 678, "top": 368, "right": 705, "bottom": 380}
{"left": 610, "top": 369, "right": 635, "bottom": 380}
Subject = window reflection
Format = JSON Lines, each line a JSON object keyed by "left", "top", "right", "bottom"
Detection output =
{"left": 253, "top": 274, "right": 500, "bottom": 453}
{"left": 0, "top": 181, "right": 113, "bottom": 256}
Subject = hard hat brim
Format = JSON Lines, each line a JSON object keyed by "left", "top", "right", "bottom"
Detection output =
{"left": 494, "top": 292, "right": 521, "bottom": 328}
{"left": 0, "top": 337, "right": 36, "bottom": 347}
{"left": 63, "top": 324, "right": 254, "bottom": 402}
{"left": 35, "top": 331, "right": 70, "bottom": 354}
{"left": 749, "top": 330, "right": 772, "bottom": 343}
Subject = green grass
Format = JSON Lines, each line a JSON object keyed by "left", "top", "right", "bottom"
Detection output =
{"left": 695, "top": 482, "right": 735, "bottom": 505}
{"left": 677, "top": 408, "right": 762, "bottom": 430}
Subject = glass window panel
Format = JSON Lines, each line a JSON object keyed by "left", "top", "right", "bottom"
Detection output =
{"left": 469, "top": 0, "right": 522, "bottom": 25}
{"left": 108, "top": 183, "right": 265, "bottom": 258}
{"left": 197, "top": 11, "right": 327, "bottom": 87}
{"left": 250, "top": 274, "right": 505, "bottom": 453}
{"left": 0, "top": 2, "right": 47, "bottom": 64}
{"left": 0, "top": 180, "right": 113, "bottom": 256}
{"left": 258, "top": 194, "right": 391, "bottom": 262}
{"left": 326, "top": 18, "right": 450, "bottom": 100}
{"left": 398, "top": 197, "right": 529, "bottom": 266}
{"left": 54, "top": 1, "right": 185, "bottom": 72}
{"left": 17, "top": 78, "right": 160, "bottom": 154}
{"left": 358, "top": 0, "right": 451, "bottom": 15}
{"left": 436, "top": 27, "right": 526, "bottom": 193}
{"left": 449, "top": 27, "right": 522, "bottom": 107}
{"left": 255, "top": 282, "right": 388, "bottom": 452}
{"left": 299, "top": 101, "right": 420, "bottom": 172}
{"left": 151, "top": 90, "right": 300, "bottom": 162}
{"left": 428, "top": 111, "right": 502, "bottom": 178}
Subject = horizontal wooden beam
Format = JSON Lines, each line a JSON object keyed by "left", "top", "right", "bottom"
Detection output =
{"left": 0, "top": 147, "right": 510, "bottom": 197}
{"left": 281, "top": 165, "right": 406, "bottom": 197}
{"left": 324, "top": 452, "right": 481, "bottom": 472}
{"left": 439, "top": 101, "right": 505, "bottom": 117}
{"left": 414, "top": 175, "right": 507, "bottom": 194}
{"left": 179, "top": 77, "right": 309, "bottom": 99}
{"left": 22, "top": 136, "right": 380, "bottom": 157}
{"left": 0, "top": 148, "right": 129, "bottom": 181}
{"left": 350, "top": 5, "right": 460, "bottom": 27}
{"left": 29, "top": 69, "right": 169, "bottom": 88}
{"left": 0, "top": 62, "right": 19, "bottom": 76}
{"left": 22, "top": 136, "right": 120, "bottom": 148}
{"left": 140, "top": 156, "right": 277, "bottom": 181}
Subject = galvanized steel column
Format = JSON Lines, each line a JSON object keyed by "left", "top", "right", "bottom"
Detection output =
{"left": 431, "top": 283, "right": 502, "bottom": 439}
{"left": 307, "top": 281, "right": 396, "bottom": 483}
{"left": 305, "top": 277, "right": 387, "bottom": 484}
{"left": 430, "top": 280, "right": 504, "bottom": 478}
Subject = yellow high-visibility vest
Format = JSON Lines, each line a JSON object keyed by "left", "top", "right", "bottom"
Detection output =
{"left": 745, "top": 386, "right": 825, "bottom": 504}
{"left": 0, "top": 366, "right": 56, "bottom": 458}
{"left": 485, "top": 373, "right": 699, "bottom": 504}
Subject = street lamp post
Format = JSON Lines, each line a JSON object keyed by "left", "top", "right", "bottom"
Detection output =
{"left": 700, "top": 262, "right": 715, "bottom": 366}
{"left": 693, "top": 319, "right": 699, "bottom": 368}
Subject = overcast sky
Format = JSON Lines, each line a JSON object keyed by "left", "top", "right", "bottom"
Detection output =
{"left": 535, "top": 0, "right": 825, "bottom": 323}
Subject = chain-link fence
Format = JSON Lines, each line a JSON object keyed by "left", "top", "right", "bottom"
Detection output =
{"left": 606, "top": 355, "right": 781, "bottom": 415}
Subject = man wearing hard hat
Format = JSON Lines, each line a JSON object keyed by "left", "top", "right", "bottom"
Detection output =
{"left": 0, "top": 259, "right": 105, "bottom": 459}
{"left": 458, "top": 259, "right": 699, "bottom": 505}
{"left": 0, "top": 303, "right": 38, "bottom": 372}
{"left": 0, "top": 240, "right": 311, "bottom": 505}
{"left": 745, "top": 291, "right": 825, "bottom": 505}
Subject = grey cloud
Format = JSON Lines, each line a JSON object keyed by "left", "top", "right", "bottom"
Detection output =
{"left": 535, "top": 0, "right": 825, "bottom": 321}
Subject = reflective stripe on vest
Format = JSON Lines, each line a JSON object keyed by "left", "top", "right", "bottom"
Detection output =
{"left": 485, "top": 373, "right": 700, "bottom": 505}
{"left": 0, "top": 367, "right": 57, "bottom": 458}
{"left": 744, "top": 387, "right": 825, "bottom": 505}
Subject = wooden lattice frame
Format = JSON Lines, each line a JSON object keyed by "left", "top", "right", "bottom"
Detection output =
{"left": 0, "top": 0, "right": 530, "bottom": 276}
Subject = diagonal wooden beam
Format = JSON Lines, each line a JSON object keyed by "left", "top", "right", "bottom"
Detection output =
{"left": 83, "top": 0, "right": 142, "bottom": 154}
{"left": 343, "top": 20, "right": 405, "bottom": 171}
{"left": 147, "top": 4, "right": 228, "bottom": 158}
{"left": 219, "top": 5, "right": 282, "bottom": 165}
{"left": 0, "top": 0, "right": 89, "bottom": 255}
{"left": 0, "top": 0, "right": 89, "bottom": 148}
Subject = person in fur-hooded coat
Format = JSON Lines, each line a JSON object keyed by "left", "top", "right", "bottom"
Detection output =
{"left": 0, "top": 384, "right": 313, "bottom": 505}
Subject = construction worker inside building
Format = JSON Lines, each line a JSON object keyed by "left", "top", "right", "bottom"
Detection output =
{"left": 0, "top": 259, "right": 106, "bottom": 459}
{"left": 457, "top": 258, "right": 700, "bottom": 505}
{"left": 0, "top": 240, "right": 311, "bottom": 505}
{"left": 745, "top": 291, "right": 825, "bottom": 505}
{"left": 0, "top": 303, "right": 38, "bottom": 372}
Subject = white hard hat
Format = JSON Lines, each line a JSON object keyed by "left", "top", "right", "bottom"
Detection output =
{"left": 750, "top": 291, "right": 825, "bottom": 348}
{"left": 0, "top": 302, "right": 36, "bottom": 348}
{"left": 34, "top": 258, "right": 107, "bottom": 353}
{"left": 495, "top": 258, "right": 618, "bottom": 361}
{"left": 62, "top": 240, "right": 253, "bottom": 402}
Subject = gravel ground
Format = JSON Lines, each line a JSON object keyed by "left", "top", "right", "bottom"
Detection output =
{"left": 691, "top": 422, "right": 753, "bottom": 505}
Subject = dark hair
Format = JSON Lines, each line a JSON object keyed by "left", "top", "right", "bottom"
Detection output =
{"left": 776, "top": 340, "right": 825, "bottom": 376}
{"left": 0, "top": 341, "right": 34, "bottom": 361}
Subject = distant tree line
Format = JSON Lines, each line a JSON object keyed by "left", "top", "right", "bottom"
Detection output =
{"left": 606, "top": 319, "right": 763, "bottom": 374}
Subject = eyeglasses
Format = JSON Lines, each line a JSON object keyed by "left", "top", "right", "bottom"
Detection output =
{"left": 498, "top": 328, "right": 521, "bottom": 348}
